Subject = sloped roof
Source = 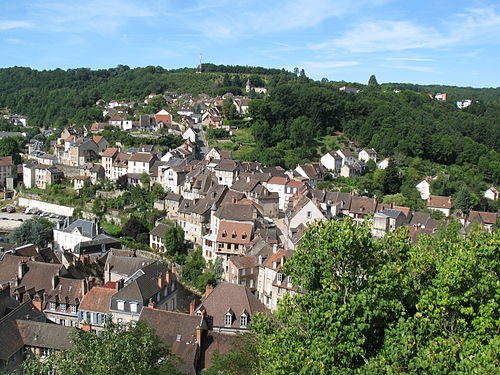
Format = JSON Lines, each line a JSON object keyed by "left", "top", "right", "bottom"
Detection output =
{"left": 197, "top": 282, "right": 268, "bottom": 329}
{"left": 216, "top": 221, "right": 254, "bottom": 245}
{"left": 112, "top": 274, "right": 159, "bottom": 302}
{"left": 79, "top": 286, "right": 115, "bottom": 313}
{"left": 427, "top": 195, "right": 452, "bottom": 209}
{"left": 101, "top": 147, "right": 118, "bottom": 158}
{"left": 468, "top": 210, "right": 498, "bottom": 225}
{"left": 105, "top": 253, "right": 154, "bottom": 278}
{"left": 215, "top": 203, "right": 255, "bottom": 221}
{"left": 59, "top": 219, "right": 97, "bottom": 238}
{"left": 149, "top": 223, "right": 171, "bottom": 238}
{"left": 349, "top": 196, "right": 377, "bottom": 215}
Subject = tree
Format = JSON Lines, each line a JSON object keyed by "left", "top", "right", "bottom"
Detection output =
{"left": 164, "top": 225, "right": 185, "bottom": 256}
{"left": 9, "top": 217, "right": 54, "bottom": 247}
{"left": 368, "top": 74, "right": 379, "bottom": 87}
{"left": 454, "top": 186, "right": 473, "bottom": 213}
{"left": 92, "top": 196, "right": 107, "bottom": 221}
{"left": 23, "top": 320, "right": 183, "bottom": 375}
{"left": 249, "top": 219, "right": 499, "bottom": 374}
{"left": 122, "top": 218, "right": 148, "bottom": 240}
{"left": 222, "top": 96, "right": 238, "bottom": 120}
{"left": 0, "top": 136, "right": 22, "bottom": 165}
{"left": 382, "top": 161, "right": 402, "bottom": 195}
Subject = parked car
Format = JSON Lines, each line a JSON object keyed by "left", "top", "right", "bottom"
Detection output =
{"left": 6, "top": 207, "right": 16, "bottom": 213}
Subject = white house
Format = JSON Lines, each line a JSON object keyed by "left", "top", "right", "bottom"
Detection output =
{"left": 358, "top": 148, "right": 377, "bottom": 163}
{"left": 484, "top": 186, "right": 498, "bottom": 201}
{"left": 182, "top": 128, "right": 197, "bottom": 144}
{"left": 53, "top": 219, "right": 98, "bottom": 252}
{"left": 320, "top": 151, "right": 342, "bottom": 172}
{"left": 416, "top": 178, "right": 432, "bottom": 200}
{"left": 336, "top": 149, "right": 355, "bottom": 167}
{"left": 377, "top": 158, "right": 390, "bottom": 170}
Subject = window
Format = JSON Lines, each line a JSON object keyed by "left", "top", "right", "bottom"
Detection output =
{"left": 240, "top": 314, "right": 248, "bottom": 327}
{"left": 287, "top": 278, "right": 293, "bottom": 288}
{"left": 117, "top": 300, "right": 125, "bottom": 311}
{"left": 278, "top": 287, "right": 283, "bottom": 296}
{"left": 60, "top": 303, "right": 66, "bottom": 311}
{"left": 225, "top": 313, "right": 232, "bottom": 326}
{"left": 49, "top": 302, "right": 56, "bottom": 310}
{"left": 130, "top": 303, "right": 138, "bottom": 313}
{"left": 41, "top": 348, "right": 51, "bottom": 357}
{"left": 250, "top": 279, "right": 254, "bottom": 288}
{"left": 307, "top": 211, "right": 312, "bottom": 219}
{"left": 277, "top": 273, "right": 283, "bottom": 282}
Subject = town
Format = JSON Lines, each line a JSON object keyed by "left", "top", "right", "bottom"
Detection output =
{"left": 0, "top": 83, "right": 498, "bottom": 374}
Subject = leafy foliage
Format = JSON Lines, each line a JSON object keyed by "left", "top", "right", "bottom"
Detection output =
{"left": 9, "top": 217, "right": 54, "bottom": 247}
{"left": 244, "top": 219, "right": 499, "bottom": 375}
{"left": 23, "top": 320, "right": 183, "bottom": 375}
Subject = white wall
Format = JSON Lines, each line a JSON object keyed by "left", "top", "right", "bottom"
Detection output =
{"left": 18, "top": 198, "right": 74, "bottom": 216}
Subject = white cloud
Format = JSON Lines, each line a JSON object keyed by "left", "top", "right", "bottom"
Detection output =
{"left": 380, "top": 64, "right": 435, "bottom": 73}
{"left": 386, "top": 57, "right": 434, "bottom": 62}
{"left": 0, "top": 20, "right": 32, "bottom": 31}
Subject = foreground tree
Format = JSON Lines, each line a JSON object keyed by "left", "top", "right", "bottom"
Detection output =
{"left": 164, "top": 224, "right": 185, "bottom": 256}
{"left": 23, "top": 321, "right": 183, "bottom": 375}
{"left": 9, "top": 216, "right": 54, "bottom": 247}
{"left": 248, "top": 219, "right": 499, "bottom": 374}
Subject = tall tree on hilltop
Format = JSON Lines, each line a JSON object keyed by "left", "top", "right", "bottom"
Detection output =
{"left": 368, "top": 74, "right": 379, "bottom": 87}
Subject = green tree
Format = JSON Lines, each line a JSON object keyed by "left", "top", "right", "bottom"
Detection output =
{"left": 382, "top": 161, "right": 402, "bottom": 195}
{"left": 368, "top": 74, "right": 379, "bottom": 87}
{"left": 23, "top": 320, "right": 183, "bottom": 375}
{"left": 92, "top": 196, "right": 107, "bottom": 221}
{"left": 164, "top": 224, "right": 185, "bottom": 256}
{"left": 122, "top": 218, "right": 148, "bottom": 240}
{"left": 454, "top": 186, "right": 474, "bottom": 214}
{"left": 9, "top": 217, "right": 54, "bottom": 247}
{"left": 0, "top": 136, "right": 22, "bottom": 165}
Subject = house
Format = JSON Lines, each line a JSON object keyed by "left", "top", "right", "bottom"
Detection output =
{"left": 466, "top": 211, "right": 498, "bottom": 233}
{"left": 284, "top": 180, "right": 307, "bottom": 209}
{"left": 79, "top": 164, "right": 105, "bottom": 184}
{"left": 109, "top": 263, "right": 177, "bottom": 324}
{"left": 285, "top": 195, "right": 325, "bottom": 233}
{"left": 104, "top": 251, "right": 155, "bottom": 283}
{"left": 127, "top": 152, "right": 156, "bottom": 175}
{"left": 256, "top": 249, "right": 295, "bottom": 311}
{"left": 358, "top": 148, "right": 377, "bottom": 163}
{"left": 0, "top": 300, "right": 73, "bottom": 374}
{"left": 320, "top": 151, "right": 343, "bottom": 172}
{"left": 227, "top": 255, "right": 259, "bottom": 291}
{"left": 416, "top": 178, "right": 433, "bottom": 200}
{"left": 53, "top": 218, "right": 99, "bottom": 252}
{"left": 336, "top": 149, "right": 355, "bottom": 167}
{"left": 149, "top": 223, "right": 171, "bottom": 253}
{"left": 245, "top": 79, "right": 267, "bottom": 94}
{"left": 348, "top": 196, "right": 378, "bottom": 223}
{"left": 266, "top": 176, "right": 289, "bottom": 210}
{"left": 155, "top": 109, "right": 173, "bottom": 125}
{"left": 435, "top": 93, "right": 447, "bottom": 102}
{"left": 371, "top": 209, "right": 408, "bottom": 237}
{"left": 110, "top": 152, "right": 130, "bottom": 181}
{"left": 457, "top": 99, "right": 472, "bottom": 109}
{"left": 140, "top": 307, "right": 206, "bottom": 375}
{"left": 91, "top": 136, "right": 109, "bottom": 153}
{"left": 0, "top": 156, "right": 15, "bottom": 189}
{"left": 183, "top": 127, "right": 197, "bottom": 143}
{"left": 194, "top": 282, "right": 268, "bottom": 334}
{"left": 78, "top": 286, "right": 116, "bottom": 332}
{"left": 205, "top": 147, "right": 232, "bottom": 162}
{"left": 294, "top": 163, "right": 323, "bottom": 187}
{"left": 377, "top": 158, "right": 390, "bottom": 170}
{"left": 43, "top": 276, "right": 87, "bottom": 327}
{"left": 100, "top": 147, "right": 119, "bottom": 179}
{"left": 57, "top": 137, "right": 100, "bottom": 167}
{"left": 484, "top": 186, "right": 498, "bottom": 201}
{"left": 215, "top": 220, "right": 254, "bottom": 275}
{"left": 427, "top": 195, "right": 452, "bottom": 216}
{"left": 233, "top": 97, "right": 250, "bottom": 114}
{"left": 214, "top": 159, "right": 240, "bottom": 186}
{"left": 339, "top": 86, "right": 360, "bottom": 94}
{"left": 340, "top": 161, "right": 365, "bottom": 179}
{"left": 23, "top": 162, "right": 64, "bottom": 189}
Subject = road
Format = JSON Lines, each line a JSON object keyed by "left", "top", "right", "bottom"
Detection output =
{"left": 193, "top": 123, "right": 208, "bottom": 159}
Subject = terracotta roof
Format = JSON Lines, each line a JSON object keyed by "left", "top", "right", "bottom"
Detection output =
{"left": 286, "top": 180, "right": 306, "bottom": 188}
{"left": 262, "top": 249, "right": 293, "bottom": 269}
{"left": 468, "top": 211, "right": 498, "bottom": 225}
{"left": 216, "top": 221, "right": 254, "bottom": 245}
{"left": 65, "top": 135, "right": 75, "bottom": 142}
{"left": 427, "top": 195, "right": 452, "bottom": 209}
{"left": 92, "top": 135, "right": 104, "bottom": 144}
{"left": 101, "top": 147, "right": 118, "bottom": 158}
{"left": 0, "top": 156, "right": 13, "bottom": 166}
{"left": 267, "top": 176, "right": 288, "bottom": 185}
{"left": 79, "top": 286, "right": 115, "bottom": 313}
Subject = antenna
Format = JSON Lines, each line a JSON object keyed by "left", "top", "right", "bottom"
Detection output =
{"left": 197, "top": 53, "right": 203, "bottom": 73}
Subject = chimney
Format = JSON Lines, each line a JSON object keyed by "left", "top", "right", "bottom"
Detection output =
{"left": 157, "top": 273, "right": 164, "bottom": 289}
{"left": 32, "top": 294, "right": 43, "bottom": 311}
{"left": 204, "top": 284, "right": 214, "bottom": 298}
{"left": 52, "top": 274, "right": 59, "bottom": 290}
{"left": 116, "top": 279, "right": 124, "bottom": 291}
{"left": 190, "top": 299, "right": 196, "bottom": 315}
{"left": 82, "top": 279, "right": 88, "bottom": 294}
{"left": 18, "top": 261, "right": 27, "bottom": 279}
{"left": 195, "top": 325, "right": 202, "bottom": 344}
{"left": 165, "top": 271, "right": 171, "bottom": 285}
{"left": 171, "top": 263, "right": 177, "bottom": 275}
{"left": 0, "top": 283, "right": 10, "bottom": 298}
{"left": 272, "top": 244, "right": 278, "bottom": 253}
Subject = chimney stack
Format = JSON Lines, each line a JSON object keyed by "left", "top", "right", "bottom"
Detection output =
{"left": 204, "top": 284, "right": 214, "bottom": 298}
{"left": 116, "top": 279, "right": 124, "bottom": 291}
{"left": 189, "top": 299, "right": 196, "bottom": 315}
{"left": 18, "top": 261, "right": 27, "bottom": 279}
{"left": 148, "top": 300, "right": 157, "bottom": 309}
{"left": 195, "top": 325, "right": 202, "bottom": 344}
{"left": 157, "top": 273, "right": 164, "bottom": 289}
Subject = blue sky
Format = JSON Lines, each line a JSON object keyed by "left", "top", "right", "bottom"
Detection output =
{"left": 1, "top": 0, "right": 499, "bottom": 87}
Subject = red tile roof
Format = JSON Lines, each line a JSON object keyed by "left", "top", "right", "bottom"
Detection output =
{"left": 216, "top": 221, "right": 254, "bottom": 244}
{"left": 427, "top": 195, "right": 452, "bottom": 209}
{"left": 79, "top": 286, "right": 115, "bottom": 313}
{"left": 267, "top": 176, "right": 288, "bottom": 185}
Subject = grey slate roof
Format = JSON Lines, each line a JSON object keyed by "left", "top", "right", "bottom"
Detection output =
{"left": 59, "top": 219, "right": 97, "bottom": 238}
{"left": 105, "top": 253, "right": 154, "bottom": 279}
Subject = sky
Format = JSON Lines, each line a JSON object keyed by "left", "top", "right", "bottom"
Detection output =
{"left": 1, "top": 0, "right": 499, "bottom": 87}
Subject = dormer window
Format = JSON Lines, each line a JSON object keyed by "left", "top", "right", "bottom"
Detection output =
{"left": 60, "top": 303, "right": 66, "bottom": 311}
{"left": 225, "top": 312, "right": 232, "bottom": 326}
{"left": 240, "top": 314, "right": 248, "bottom": 328}
{"left": 221, "top": 231, "right": 227, "bottom": 238}
{"left": 231, "top": 231, "right": 237, "bottom": 239}
{"left": 49, "top": 302, "right": 56, "bottom": 310}
{"left": 70, "top": 305, "right": 77, "bottom": 313}
{"left": 117, "top": 300, "right": 125, "bottom": 311}
{"left": 277, "top": 273, "right": 283, "bottom": 282}
{"left": 241, "top": 232, "right": 247, "bottom": 239}
{"left": 287, "top": 277, "right": 293, "bottom": 288}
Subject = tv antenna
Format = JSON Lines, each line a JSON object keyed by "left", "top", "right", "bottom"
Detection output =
{"left": 197, "top": 53, "right": 203, "bottom": 73}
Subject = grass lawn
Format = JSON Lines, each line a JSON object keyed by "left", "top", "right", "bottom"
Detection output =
{"left": 100, "top": 221, "right": 122, "bottom": 237}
